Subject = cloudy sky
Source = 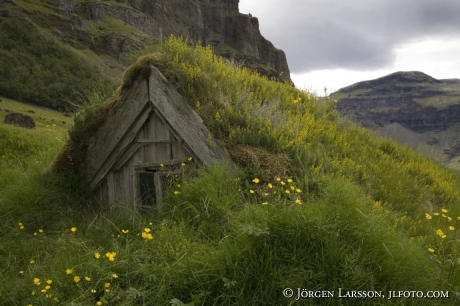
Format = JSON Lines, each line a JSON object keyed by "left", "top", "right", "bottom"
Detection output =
{"left": 239, "top": 0, "right": 460, "bottom": 95}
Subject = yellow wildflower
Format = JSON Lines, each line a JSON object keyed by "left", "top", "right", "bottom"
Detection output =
{"left": 428, "top": 248, "right": 435, "bottom": 253}
{"left": 46, "top": 279, "right": 52, "bottom": 284}
{"left": 71, "top": 227, "right": 77, "bottom": 232}
{"left": 252, "top": 178, "right": 260, "bottom": 183}
{"left": 112, "top": 273, "right": 118, "bottom": 278}
{"left": 436, "top": 229, "right": 446, "bottom": 239}
{"left": 30, "top": 259, "right": 36, "bottom": 264}
{"left": 85, "top": 276, "right": 91, "bottom": 281}
{"left": 188, "top": 157, "right": 193, "bottom": 161}
{"left": 250, "top": 190, "right": 255, "bottom": 194}
{"left": 181, "top": 163, "right": 186, "bottom": 166}
{"left": 295, "top": 199, "right": 302, "bottom": 204}
{"left": 280, "top": 181, "right": 286, "bottom": 186}
{"left": 144, "top": 228, "right": 151, "bottom": 233}
{"left": 174, "top": 190, "right": 181, "bottom": 195}
{"left": 287, "top": 179, "right": 293, "bottom": 183}
{"left": 434, "top": 212, "right": 440, "bottom": 216}
{"left": 91, "top": 289, "right": 96, "bottom": 293}
{"left": 66, "top": 268, "right": 73, "bottom": 274}
{"left": 105, "top": 252, "right": 117, "bottom": 262}
{"left": 105, "top": 282, "right": 111, "bottom": 288}
{"left": 442, "top": 208, "right": 448, "bottom": 213}
{"left": 268, "top": 183, "right": 273, "bottom": 188}
{"left": 96, "top": 302, "right": 102, "bottom": 305}
{"left": 449, "top": 226, "right": 455, "bottom": 231}
{"left": 296, "top": 189, "right": 302, "bottom": 193}
{"left": 122, "top": 229, "right": 129, "bottom": 234}
{"left": 74, "top": 276, "right": 81, "bottom": 283}
{"left": 45, "top": 285, "right": 51, "bottom": 290}
{"left": 262, "top": 202, "right": 269, "bottom": 205}
{"left": 425, "top": 213, "right": 432, "bottom": 220}
{"left": 39, "top": 229, "right": 43, "bottom": 233}
{"left": 142, "top": 231, "right": 153, "bottom": 239}
{"left": 33, "top": 278, "right": 41, "bottom": 285}
{"left": 285, "top": 190, "right": 290, "bottom": 194}
{"left": 94, "top": 252, "right": 101, "bottom": 259}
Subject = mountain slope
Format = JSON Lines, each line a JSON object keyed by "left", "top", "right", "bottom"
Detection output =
{"left": 1, "top": 0, "right": 290, "bottom": 83}
{"left": 334, "top": 71, "right": 460, "bottom": 170}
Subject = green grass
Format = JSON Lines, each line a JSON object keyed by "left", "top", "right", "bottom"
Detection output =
{"left": 1, "top": 37, "right": 460, "bottom": 305}
{"left": 0, "top": 19, "right": 115, "bottom": 111}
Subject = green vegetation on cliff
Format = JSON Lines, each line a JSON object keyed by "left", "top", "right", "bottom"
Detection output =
{"left": 0, "top": 20, "right": 114, "bottom": 111}
{"left": 1, "top": 37, "right": 460, "bottom": 305}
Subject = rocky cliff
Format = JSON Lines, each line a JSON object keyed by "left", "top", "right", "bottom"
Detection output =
{"left": 1, "top": 0, "right": 290, "bottom": 81}
{"left": 333, "top": 71, "right": 460, "bottom": 169}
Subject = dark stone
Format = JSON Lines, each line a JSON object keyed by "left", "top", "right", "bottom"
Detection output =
{"left": 427, "top": 137, "right": 439, "bottom": 145}
{"left": 4, "top": 112, "right": 36, "bottom": 129}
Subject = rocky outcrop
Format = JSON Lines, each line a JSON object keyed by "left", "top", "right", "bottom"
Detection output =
{"left": 4, "top": 112, "right": 36, "bottom": 129}
{"left": 14, "top": 0, "right": 290, "bottom": 81}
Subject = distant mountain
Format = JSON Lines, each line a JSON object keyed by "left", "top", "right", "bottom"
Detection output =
{"left": 333, "top": 71, "right": 460, "bottom": 170}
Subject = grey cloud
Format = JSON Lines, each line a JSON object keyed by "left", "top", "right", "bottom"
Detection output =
{"left": 240, "top": 0, "right": 460, "bottom": 73}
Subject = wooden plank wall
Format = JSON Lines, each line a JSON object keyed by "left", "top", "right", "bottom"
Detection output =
{"left": 104, "top": 111, "right": 192, "bottom": 206}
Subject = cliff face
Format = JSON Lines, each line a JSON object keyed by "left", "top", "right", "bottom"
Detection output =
{"left": 333, "top": 71, "right": 460, "bottom": 169}
{"left": 3, "top": 0, "right": 290, "bottom": 81}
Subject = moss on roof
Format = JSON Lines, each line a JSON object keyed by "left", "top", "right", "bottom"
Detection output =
{"left": 51, "top": 52, "right": 172, "bottom": 174}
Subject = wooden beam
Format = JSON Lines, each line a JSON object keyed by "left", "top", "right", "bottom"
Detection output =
{"left": 89, "top": 102, "right": 152, "bottom": 190}
{"left": 112, "top": 142, "right": 143, "bottom": 172}
{"left": 135, "top": 139, "right": 172, "bottom": 144}
{"left": 85, "top": 78, "right": 150, "bottom": 187}
{"left": 134, "top": 158, "right": 189, "bottom": 170}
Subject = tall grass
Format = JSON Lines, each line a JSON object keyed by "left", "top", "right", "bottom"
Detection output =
{"left": 1, "top": 36, "right": 460, "bottom": 305}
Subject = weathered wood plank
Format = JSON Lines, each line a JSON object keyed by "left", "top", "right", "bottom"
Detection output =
{"left": 154, "top": 172, "right": 163, "bottom": 213}
{"left": 86, "top": 78, "right": 150, "bottom": 186}
{"left": 112, "top": 143, "right": 143, "bottom": 172}
{"left": 147, "top": 66, "right": 230, "bottom": 167}
{"left": 89, "top": 103, "right": 152, "bottom": 189}
{"left": 136, "top": 139, "right": 171, "bottom": 144}
{"left": 134, "top": 158, "right": 189, "bottom": 170}
{"left": 107, "top": 172, "right": 115, "bottom": 203}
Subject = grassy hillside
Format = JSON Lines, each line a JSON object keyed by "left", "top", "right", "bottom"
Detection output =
{"left": 1, "top": 37, "right": 460, "bottom": 305}
{"left": 0, "top": 19, "right": 115, "bottom": 111}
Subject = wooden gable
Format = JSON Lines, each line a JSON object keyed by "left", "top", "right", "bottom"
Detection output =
{"left": 84, "top": 65, "right": 229, "bottom": 208}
